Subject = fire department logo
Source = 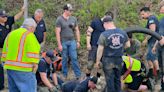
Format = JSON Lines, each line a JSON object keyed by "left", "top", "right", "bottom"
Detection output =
{"left": 108, "top": 33, "right": 124, "bottom": 49}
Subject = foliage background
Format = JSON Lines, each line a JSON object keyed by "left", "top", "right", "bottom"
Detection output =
{"left": 0, "top": 0, "right": 162, "bottom": 49}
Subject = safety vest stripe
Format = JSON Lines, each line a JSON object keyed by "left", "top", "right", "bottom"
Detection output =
{"left": 5, "top": 64, "right": 32, "bottom": 68}
{"left": 27, "top": 52, "right": 39, "bottom": 54}
{"left": 5, "top": 61, "right": 33, "bottom": 68}
{"left": 17, "top": 31, "right": 30, "bottom": 61}
{"left": 1, "top": 53, "right": 6, "bottom": 58}
{"left": 27, "top": 53, "right": 39, "bottom": 59}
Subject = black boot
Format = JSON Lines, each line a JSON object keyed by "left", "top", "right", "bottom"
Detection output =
{"left": 148, "top": 69, "right": 154, "bottom": 79}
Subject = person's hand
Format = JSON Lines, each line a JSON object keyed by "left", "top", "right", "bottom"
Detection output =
{"left": 55, "top": 85, "right": 61, "bottom": 90}
{"left": 32, "top": 64, "right": 38, "bottom": 73}
{"left": 49, "top": 86, "right": 58, "bottom": 92}
{"left": 95, "top": 62, "right": 100, "bottom": 69}
{"left": 159, "top": 36, "right": 164, "bottom": 46}
{"left": 152, "top": 46, "right": 156, "bottom": 54}
{"left": 58, "top": 44, "right": 62, "bottom": 52}
{"left": 77, "top": 42, "right": 80, "bottom": 49}
{"left": 87, "top": 44, "right": 91, "bottom": 51}
{"left": 142, "top": 39, "right": 147, "bottom": 47}
{"left": 21, "top": 5, "right": 25, "bottom": 12}
{"left": 40, "top": 41, "right": 45, "bottom": 48}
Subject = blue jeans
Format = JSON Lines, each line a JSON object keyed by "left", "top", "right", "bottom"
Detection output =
{"left": 102, "top": 56, "right": 122, "bottom": 92}
{"left": 7, "top": 70, "right": 37, "bottom": 92}
{"left": 0, "top": 64, "right": 4, "bottom": 90}
{"left": 61, "top": 40, "right": 81, "bottom": 77}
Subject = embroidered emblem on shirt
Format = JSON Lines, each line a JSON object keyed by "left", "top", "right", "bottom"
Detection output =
{"left": 40, "top": 24, "right": 44, "bottom": 27}
{"left": 149, "top": 20, "right": 155, "bottom": 24}
{"left": 6, "top": 25, "right": 9, "bottom": 29}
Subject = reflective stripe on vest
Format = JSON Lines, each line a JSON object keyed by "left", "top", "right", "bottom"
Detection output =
{"left": 122, "top": 56, "right": 133, "bottom": 80}
{"left": 1, "top": 53, "right": 6, "bottom": 58}
{"left": 17, "top": 31, "right": 30, "bottom": 61}
{"left": 5, "top": 61, "right": 33, "bottom": 68}
{"left": 27, "top": 53, "right": 39, "bottom": 59}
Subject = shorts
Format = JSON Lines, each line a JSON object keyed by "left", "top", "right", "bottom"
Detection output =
{"left": 146, "top": 43, "right": 157, "bottom": 61}
{"left": 87, "top": 46, "right": 97, "bottom": 70}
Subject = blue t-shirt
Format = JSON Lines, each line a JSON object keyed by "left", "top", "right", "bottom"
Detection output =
{"left": 90, "top": 18, "right": 105, "bottom": 46}
{"left": 159, "top": 17, "right": 164, "bottom": 36}
{"left": 0, "top": 16, "right": 14, "bottom": 48}
{"left": 98, "top": 28, "right": 128, "bottom": 57}
{"left": 146, "top": 15, "right": 159, "bottom": 44}
{"left": 36, "top": 58, "right": 55, "bottom": 84}
{"left": 73, "top": 78, "right": 90, "bottom": 92}
{"left": 33, "top": 17, "right": 46, "bottom": 44}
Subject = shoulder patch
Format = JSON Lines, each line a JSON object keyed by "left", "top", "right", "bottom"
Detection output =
{"left": 149, "top": 20, "right": 155, "bottom": 24}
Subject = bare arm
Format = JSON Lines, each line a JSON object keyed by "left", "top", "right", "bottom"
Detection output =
{"left": 143, "top": 24, "right": 156, "bottom": 44}
{"left": 14, "top": 6, "right": 25, "bottom": 21}
{"left": 75, "top": 26, "right": 80, "bottom": 48}
{"left": 159, "top": 36, "right": 164, "bottom": 45}
{"left": 40, "top": 72, "right": 54, "bottom": 89}
{"left": 86, "top": 26, "right": 94, "bottom": 50}
{"left": 43, "top": 32, "right": 46, "bottom": 43}
{"left": 95, "top": 45, "right": 104, "bottom": 68}
{"left": 125, "top": 40, "right": 130, "bottom": 49}
{"left": 55, "top": 27, "right": 62, "bottom": 51}
{"left": 52, "top": 73, "right": 58, "bottom": 85}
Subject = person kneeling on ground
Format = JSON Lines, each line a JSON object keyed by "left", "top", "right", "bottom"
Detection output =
{"left": 121, "top": 56, "right": 153, "bottom": 92}
{"left": 62, "top": 76, "right": 98, "bottom": 92}
{"left": 36, "top": 50, "right": 63, "bottom": 92}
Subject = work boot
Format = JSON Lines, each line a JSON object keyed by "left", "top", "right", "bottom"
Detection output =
{"left": 146, "top": 78, "right": 155, "bottom": 91}
{"left": 161, "top": 78, "right": 164, "bottom": 91}
{"left": 148, "top": 69, "right": 154, "bottom": 79}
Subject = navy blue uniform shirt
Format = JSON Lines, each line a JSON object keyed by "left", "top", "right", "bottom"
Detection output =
{"left": 33, "top": 17, "right": 46, "bottom": 44}
{"left": 0, "top": 16, "right": 14, "bottom": 48}
{"left": 90, "top": 18, "right": 105, "bottom": 46}
{"left": 36, "top": 58, "right": 55, "bottom": 84}
{"left": 62, "top": 80, "right": 80, "bottom": 92}
{"left": 73, "top": 78, "right": 90, "bottom": 92}
{"left": 146, "top": 15, "right": 159, "bottom": 44}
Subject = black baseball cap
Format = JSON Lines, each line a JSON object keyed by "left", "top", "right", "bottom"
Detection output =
{"left": 0, "top": 9, "right": 7, "bottom": 17}
{"left": 46, "top": 50, "right": 57, "bottom": 61}
{"left": 90, "top": 76, "right": 98, "bottom": 84}
{"left": 102, "top": 16, "right": 113, "bottom": 23}
{"left": 63, "top": 3, "right": 73, "bottom": 11}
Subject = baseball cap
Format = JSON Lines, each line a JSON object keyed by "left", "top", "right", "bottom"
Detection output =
{"left": 102, "top": 16, "right": 113, "bottom": 23}
{"left": 46, "top": 50, "right": 57, "bottom": 61}
{"left": 90, "top": 76, "right": 98, "bottom": 84}
{"left": 0, "top": 9, "right": 7, "bottom": 17}
{"left": 63, "top": 3, "right": 73, "bottom": 11}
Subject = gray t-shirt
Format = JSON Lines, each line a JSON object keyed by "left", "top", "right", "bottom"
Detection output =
{"left": 56, "top": 16, "right": 78, "bottom": 41}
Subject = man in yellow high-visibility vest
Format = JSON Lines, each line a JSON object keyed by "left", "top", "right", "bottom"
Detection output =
{"left": 1, "top": 18, "right": 40, "bottom": 92}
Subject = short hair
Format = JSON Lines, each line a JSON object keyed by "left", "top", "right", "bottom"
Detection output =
{"left": 34, "top": 9, "right": 43, "bottom": 15}
{"left": 105, "top": 11, "right": 114, "bottom": 19}
{"left": 159, "top": 1, "right": 164, "bottom": 9}
{"left": 22, "top": 18, "right": 37, "bottom": 28}
{"left": 140, "top": 7, "right": 150, "bottom": 12}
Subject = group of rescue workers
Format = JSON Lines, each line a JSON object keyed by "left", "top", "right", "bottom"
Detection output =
{"left": 0, "top": 1, "right": 164, "bottom": 92}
